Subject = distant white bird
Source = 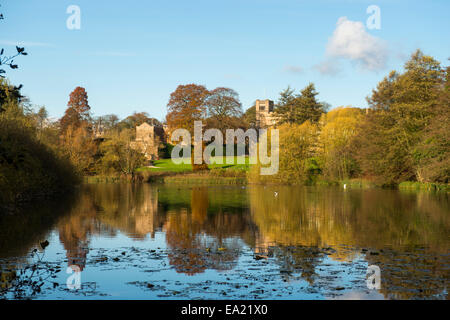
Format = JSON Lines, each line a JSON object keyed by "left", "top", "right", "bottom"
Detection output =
{"left": 343, "top": 184, "right": 347, "bottom": 190}
{"left": 274, "top": 192, "right": 278, "bottom": 197}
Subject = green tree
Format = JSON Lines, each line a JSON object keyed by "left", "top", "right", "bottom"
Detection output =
{"left": 99, "top": 128, "right": 146, "bottom": 178}
{"left": 356, "top": 50, "right": 446, "bottom": 184}
{"left": 242, "top": 105, "right": 257, "bottom": 129}
{"left": 0, "top": 83, "right": 79, "bottom": 206}
{"left": 117, "top": 112, "right": 161, "bottom": 130}
{"left": 414, "top": 64, "right": 450, "bottom": 183}
{"left": 274, "top": 84, "right": 327, "bottom": 125}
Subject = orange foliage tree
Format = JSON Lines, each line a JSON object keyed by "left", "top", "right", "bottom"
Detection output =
{"left": 166, "top": 84, "right": 209, "bottom": 170}
{"left": 59, "top": 87, "right": 97, "bottom": 174}
{"left": 60, "top": 86, "right": 91, "bottom": 132}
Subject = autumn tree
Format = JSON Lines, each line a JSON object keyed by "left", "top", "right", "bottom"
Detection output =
{"left": 99, "top": 128, "right": 146, "bottom": 178}
{"left": 249, "top": 122, "right": 319, "bottom": 184}
{"left": 166, "top": 84, "right": 209, "bottom": 170}
{"left": 60, "top": 87, "right": 91, "bottom": 132}
{"left": 58, "top": 87, "right": 98, "bottom": 174}
{"left": 205, "top": 87, "right": 243, "bottom": 133}
{"left": 318, "top": 107, "right": 364, "bottom": 180}
{"left": 166, "top": 84, "right": 209, "bottom": 132}
{"left": 61, "top": 123, "right": 98, "bottom": 174}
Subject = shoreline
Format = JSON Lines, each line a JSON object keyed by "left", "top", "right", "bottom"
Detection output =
{"left": 83, "top": 172, "right": 449, "bottom": 191}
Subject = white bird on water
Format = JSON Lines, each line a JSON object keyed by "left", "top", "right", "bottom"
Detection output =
{"left": 274, "top": 192, "right": 278, "bottom": 197}
{"left": 343, "top": 184, "right": 347, "bottom": 190}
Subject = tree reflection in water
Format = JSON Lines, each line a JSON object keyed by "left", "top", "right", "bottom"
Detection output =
{"left": 0, "top": 183, "right": 448, "bottom": 299}
{"left": 249, "top": 185, "right": 449, "bottom": 299}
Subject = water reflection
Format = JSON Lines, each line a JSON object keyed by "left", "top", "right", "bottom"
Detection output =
{"left": 0, "top": 183, "right": 448, "bottom": 299}
{"left": 250, "top": 186, "right": 449, "bottom": 251}
{"left": 250, "top": 186, "right": 449, "bottom": 299}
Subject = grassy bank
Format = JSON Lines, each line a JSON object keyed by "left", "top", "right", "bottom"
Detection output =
{"left": 398, "top": 181, "right": 449, "bottom": 192}
{"left": 132, "top": 156, "right": 249, "bottom": 185}
{"left": 137, "top": 167, "right": 247, "bottom": 185}
{"left": 161, "top": 173, "right": 247, "bottom": 185}
{"left": 337, "top": 178, "right": 377, "bottom": 189}
{"left": 84, "top": 176, "right": 123, "bottom": 184}
{"left": 136, "top": 156, "right": 250, "bottom": 173}
{"left": 87, "top": 157, "right": 448, "bottom": 191}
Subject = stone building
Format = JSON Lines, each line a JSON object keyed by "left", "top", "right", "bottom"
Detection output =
{"left": 131, "top": 122, "right": 165, "bottom": 161}
{"left": 255, "top": 99, "right": 276, "bottom": 127}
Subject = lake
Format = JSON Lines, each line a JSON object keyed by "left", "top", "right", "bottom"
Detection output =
{"left": 0, "top": 183, "right": 448, "bottom": 300}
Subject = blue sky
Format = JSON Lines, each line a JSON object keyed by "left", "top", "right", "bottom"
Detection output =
{"left": 1, "top": 0, "right": 449, "bottom": 121}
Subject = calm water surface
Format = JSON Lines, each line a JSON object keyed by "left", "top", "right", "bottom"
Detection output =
{"left": 0, "top": 184, "right": 448, "bottom": 300}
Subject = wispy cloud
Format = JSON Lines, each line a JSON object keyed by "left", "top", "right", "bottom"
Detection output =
{"left": 284, "top": 65, "right": 304, "bottom": 74}
{"left": 0, "top": 40, "right": 55, "bottom": 47}
{"left": 313, "top": 59, "right": 340, "bottom": 76}
{"left": 91, "top": 51, "right": 137, "bottom": 57}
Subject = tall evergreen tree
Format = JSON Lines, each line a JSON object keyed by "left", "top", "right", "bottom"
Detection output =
{"left": 274, "top": 83, "right": 327, "bottom": 125}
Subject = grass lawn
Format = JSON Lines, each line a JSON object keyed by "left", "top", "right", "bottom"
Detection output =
{"left": 137, "top": 156, "right": 251, "bottom": 173}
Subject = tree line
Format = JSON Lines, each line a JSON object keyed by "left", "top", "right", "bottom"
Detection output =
{"left": 251, "top": 50, "right": 449, "bottom": 186}
{"left": 1, "top": 49, "right": 447, "bottom": 209}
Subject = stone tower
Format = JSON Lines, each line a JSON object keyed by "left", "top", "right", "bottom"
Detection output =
{"left": 255, "top": 99, "right": 276, "bottom": 127}
{"left": 132, "top": 122, "right": 164, "bottom": 161}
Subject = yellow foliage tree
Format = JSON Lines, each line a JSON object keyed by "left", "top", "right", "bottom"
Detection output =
{"left": 318, "top": 107, "right": 364, "bottom": 181}
{"left": 61, "top": 123, "right": 98, "bottom": 174}
{"left": 250, "top": 122, "right": 319, "bottom": 184}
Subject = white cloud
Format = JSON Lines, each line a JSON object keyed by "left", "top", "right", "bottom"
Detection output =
{"left": 326, "top": 16, "right": 388, "bottom": 71}
{"left": 284, "top": 65, "right": 303, "bottom": 74}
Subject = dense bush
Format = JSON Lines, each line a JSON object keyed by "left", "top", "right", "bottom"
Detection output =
{"left": 0, "top": 118, "right": 80, "bottom": 206}
{"left": 0, "top": 79, "right": 80, "bottom": 208}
